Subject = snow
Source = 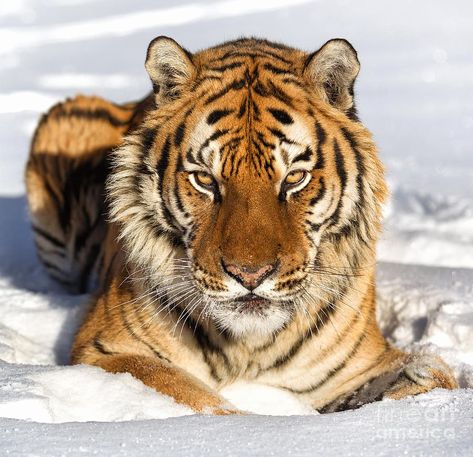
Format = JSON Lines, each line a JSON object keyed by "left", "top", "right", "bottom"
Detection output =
{"left": 380, "top": 188, "right": 473, "bottom": 268}
{"left": 0, "top": 364, "right": 193, "bottom": 423}
{"left": 2, "top": 390, "right": 473, "bottom": 457}
{"left": 0, "top": 0, "right": 472, "bottom": 455}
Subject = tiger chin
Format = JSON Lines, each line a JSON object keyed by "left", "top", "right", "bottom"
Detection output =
{"left": 25, "top": 36, "right": 457, "bottom": 415}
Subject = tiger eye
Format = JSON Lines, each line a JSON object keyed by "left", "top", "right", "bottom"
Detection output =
{"left": 194, "top": 171, "right": 215, "bottom": 189}
{"left": 284, "top": 170, "right": 307, "bottom": 187}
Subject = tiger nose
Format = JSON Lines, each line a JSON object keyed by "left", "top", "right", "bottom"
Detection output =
{"left": 221, "top": 260, "right": 278, "bottom": 290}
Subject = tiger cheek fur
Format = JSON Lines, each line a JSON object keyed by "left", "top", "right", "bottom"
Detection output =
{"left": 26, "top": 36, "right": 458, "bottom": 415}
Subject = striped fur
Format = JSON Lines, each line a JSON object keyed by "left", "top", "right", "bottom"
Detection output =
{"left": 27, "top": 37, "right": 456, "bottom": 414}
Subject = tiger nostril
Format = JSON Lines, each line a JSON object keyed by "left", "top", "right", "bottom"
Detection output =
{"left": 221, "top": 259, "right": 278, "bottom": 290}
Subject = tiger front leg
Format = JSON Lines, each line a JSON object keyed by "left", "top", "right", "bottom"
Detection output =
{"left": 95, "top": 354, "right": 241, "bottom": 415}
{"left": 383, "top": 352, "right": 458, "bottom": 400}
{"left": 321, "top": 351, "right": 457, "bottom": 413}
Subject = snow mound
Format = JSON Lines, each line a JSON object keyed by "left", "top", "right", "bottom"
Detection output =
{"left": 0, "top": 363, "right": 192, "bottom": 423}
{"left": 379, "top": 188, "right": 473, "bottom": 268}
{"left": 377, "top": 263, "right": 473, "bottom": 388}
{"left": 2, "top": 389, "right": 473, "bottom": 457}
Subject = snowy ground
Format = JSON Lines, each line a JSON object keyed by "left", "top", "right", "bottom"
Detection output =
{"left": 1, "top": 0, "right": 472, "bottom": 455}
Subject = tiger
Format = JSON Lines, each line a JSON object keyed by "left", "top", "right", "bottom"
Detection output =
{"left": 25, "top": 36, "right": 457, "bottom": 414}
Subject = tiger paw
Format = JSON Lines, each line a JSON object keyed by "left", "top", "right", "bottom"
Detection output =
{"left": 384, "top": 352, "right": 458, "bottom": 400}
{"left": 209, "top": 406, "right": 246, "bottom": 416}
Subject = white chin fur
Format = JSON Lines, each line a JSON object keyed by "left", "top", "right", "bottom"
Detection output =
{"left": 211, "top": 306, "right": 291, "bottom": 338}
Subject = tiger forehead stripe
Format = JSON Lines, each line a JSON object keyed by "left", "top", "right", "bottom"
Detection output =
{"left": 207, "top": 109, "right": 233, "bottom": 125}
{"left": 268, "top": 108, "right": 293, "bottom": 125}
{"left": 173, "top": 108, "right": 194, "bottom": 147}
{"left": 214, "top": 49, "right": 293, "bottom": 65}
{"left": 204, "top": 78, "right": 246, "bottom": 105}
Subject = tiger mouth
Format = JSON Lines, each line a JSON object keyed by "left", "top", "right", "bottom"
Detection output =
{"left": 234, "top": 294, "right": 272, "bottom": 311}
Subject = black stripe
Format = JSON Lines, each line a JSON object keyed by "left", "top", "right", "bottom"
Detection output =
{"left": 78, "top": 242, "right": 100, "bottom": 293}
{"left": 204, "top": 78, "right": 246, "bottom": 105}
{"left": 31, "top": 224, "right": 64, "bottom": 249}
{"left": 119, "top": 300, "right": 171, "bottom": 364}
{"left": 251, "top": 95, "right": 261, "bottom": 120}
{"left": 255, "top": 131, "right": 275, "bottom": 150}
{"left": 56, "top": 107, "right": 130, "bottom": 127}
{"left": 334, "top": 142, "right": 348, "bottom": 186}
{"left": 293, "top": 146, "right": 312, "bottom": 163}
{"left": 268, "top": 127, "right": 296, "bottom": 144}
{"left": 314, "top": 121, "right": 326, "bottom": 169}
{"left": 210, "top": 61, "right": 244, "bottom": 72}
{"left": 141, "top": 127, "right": 157, "bottom": 157}
{"left": 156, "top": 137, "right": 171, "bottom": 185}
{"left": 253, "top": 81, "right": 268, "bottom": 97}
{"left": 219, "top": 135, "right": 243, "bottom": 150}
{"left": 263, "top": 63, "right": 289, "bottom": 75}
{"left": 43, "top": 177, "right": 66, "bottom": 228}
{"left": 93, "top": 337, "right": 115, "bottom": 355}
{"left": 156, "top": 137, "right": 180, "bottom": 232}
{"left": 175, "top": 152, "right": 185, "bottom": 172}
{"left": 186, "top": 147, "right": 199, "bottom": 165}
{"left": 173, "top": 306, "right": 230, "bottom": 382}
{"left": 307, "top": 221, "right": 322, "bottom": 232}
{"left": 174, "top": 181, "right": 187, "bottom": 217}
{"left": 282, "top": 77, "right": 305, "bottom": 88}
{"left": 174, "top": 122, "right": 186, "bottom": 147}
{"left": 40, "top": 257, "right": 68, "bottom": 278}
{"left": 264, "top": 303, "right": 336, "bottom": 371}
{"left": 213, "top": 38, "right": 292, "bottom": 52}
{"left": 309, "top": 177, "right": 326, "bottom": 206}
{"left": 74, "top": 215, "right": 102, "bottom": 253}
{"left": 267, "top": 80, "right": 294, "bottom": 107}
{"left": 207, "top": 109, "right": 233, "bottom": 125}
{"left": 173, "top": 108, "right": 194, "bottom": 147}
{"left": 340, "top": 127, "right": 365, "bottom": 207}
{"left": 61, "top": 154, "right": 108, "bottom": 234}
{"left": 329, "top": 139, "right": 347, "bottom": 227}
{"left": 173, "top": 155, "right": 188, "bottom": 217}
{"left": 268, "top": 108, "right": 293, "bottom": 125}
{"left": 307, "top": 184, "right": 337, "bottom": 231}
{"left": 216, "top": 50, "right": 292, "bottom": 65}
{"left": 209, "top": 128, "right": 231, "bottom": 142}
{"left": 36, "top": 244, "right": 66, "bottom": 259}
{"left": 319, "top": 344, "right": 391, "bottom": 413}
{"left": 237, "top": 98, "right": 247, "bottom": 118}
{"left": 290, "top": 332, "right": 366, "bottom": 394}
{"left": 197, "top": 129, "right": 230, "bottom": 163}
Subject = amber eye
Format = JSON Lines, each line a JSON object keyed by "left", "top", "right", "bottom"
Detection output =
{"left": 193, "top": 171, "right": 215, "bottom": 189}
{"left": 189, "top": 171, "right": 220, "bottom": 197}
{"left": 284, "top": 170, "right": 308, "bottom": 188}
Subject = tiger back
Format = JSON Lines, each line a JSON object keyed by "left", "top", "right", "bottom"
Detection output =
{"left": 26, "top": 94, "right": 152, "bottom": 292}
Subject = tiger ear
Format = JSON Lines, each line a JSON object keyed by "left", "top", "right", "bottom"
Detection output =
{"left": 145, "top": 36, "right": 195, "bottom": 103}
{"left": 304, "top": 39, "right": 360, "bottom": 116}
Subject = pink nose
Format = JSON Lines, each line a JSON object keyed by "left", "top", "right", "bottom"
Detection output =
{"left": 222, "top": 261, "right": 277, "bottom": 290}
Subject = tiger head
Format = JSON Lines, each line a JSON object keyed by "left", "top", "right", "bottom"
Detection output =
{"left": 108, "top": 37, "right": 387, "bottom": 337}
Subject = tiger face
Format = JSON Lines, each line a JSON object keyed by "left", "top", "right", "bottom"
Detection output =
{"left": 109, "top": 37, "right": 387, "bottom": 337}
